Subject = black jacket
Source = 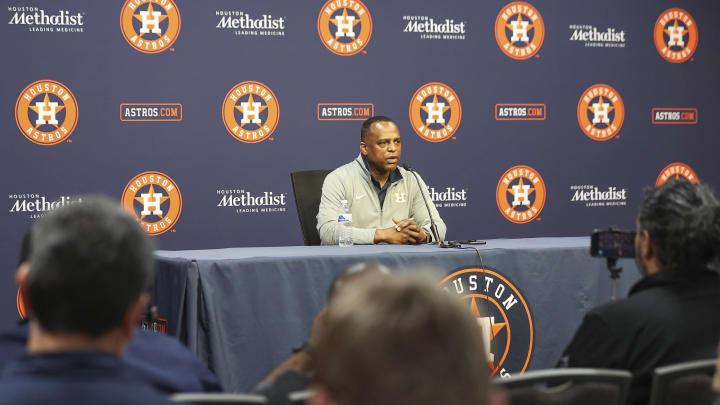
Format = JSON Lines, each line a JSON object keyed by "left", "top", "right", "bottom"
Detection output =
{"left": 0, "top": 351, "right": 175, "bottom": 405}
{"left": 561, "top": 269, "right": 720, "bottom": 405}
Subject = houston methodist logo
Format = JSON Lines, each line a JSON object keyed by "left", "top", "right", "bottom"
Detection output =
{"left": 496, "top": 165, "right": 546, "bottom": 224}
{"left": 317, "top": 0, "right": 372, "bottom": 56}
{"left": 654, "top": 8, "right": 698, "bottom": 64}
{"left": 577, "top": 84, "right": 625, "bottom": 141}
{"left": 495, "top": 2, "right": 544, "bottom": 60}
{"left": 120, "top": 0, "right": 181, "bottom": 54}
{"left": 409, "top": 82, "right": 462, "bottom": 142}
{"left": 222, "top": 81, "right": 280, "bottom": 143}
{"left": 122, "top": 171, "right": 182, "bottom": 235}
{"left": 15, "top": 80, "right": 78, "bottom": 146}
{"left": 441, "top": 268, "right": 534, "bottom": 377}
{"left": 655, "top": 162, "right": 698, "bottom": 187}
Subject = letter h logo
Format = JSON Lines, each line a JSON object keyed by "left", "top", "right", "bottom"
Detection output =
{"left": 334, "top": 12, "right": 356, "bottom": 37}
{"left": 140, "top": 8, "right": 162, "bottom": 34}
{"left": 140, "top": 191, "right": 164, "bottom": 216}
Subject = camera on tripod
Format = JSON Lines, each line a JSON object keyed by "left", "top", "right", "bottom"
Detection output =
{"left": 590, "top": 228, "right": 636, "bottom": 259}
{"left": 590, "top": 227, "right": 636, "bottom": 300}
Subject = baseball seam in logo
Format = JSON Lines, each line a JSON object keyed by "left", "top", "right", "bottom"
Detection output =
{"left": 317, "top": 0, "right": 372, "bottom": 56}
{"left": 655, "top": 162, "right": 698, "bottom": 187}
{"left": 122, "top": 171, "right": 182, "bottom": 235}
{"left": 409, "top": 82, "right": 462, "bottom": 142}
{"left": 441, "top": 268, "right": 534, "bottom": 377}
{"left": 496, "top": 165, "right": 546, "bottom": 224}
{"left": 15, "top": 79, "right": 78, "bottom": 146}
{"left": 222, "top": 81, "right": 280, "bottom": 143}
{"left": 654, "top": 8, "right": 698, "bottom": 64}
{"left": 120, "top": 0, "right": 181, "bottom": 54}
{"left": 495, "top": 2, "right": 545, "bottom": 60}
{"left": 577, "top": 84, "right": 625, "bottom": 141}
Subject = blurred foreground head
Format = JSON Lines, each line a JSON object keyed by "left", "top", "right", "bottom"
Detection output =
{"left": 19, "top": 196, "right": 154, "bottom": 340}
{"left": 312, "top": 272, "right": 489, "bottom": 405}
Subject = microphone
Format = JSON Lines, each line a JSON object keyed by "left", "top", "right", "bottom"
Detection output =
{"left": 402, "top": 164, "right": 441, "bottom": 244}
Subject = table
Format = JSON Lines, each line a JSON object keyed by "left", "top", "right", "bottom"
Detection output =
{"left": 153, "top": 238, "right": 641, "bottom": 392}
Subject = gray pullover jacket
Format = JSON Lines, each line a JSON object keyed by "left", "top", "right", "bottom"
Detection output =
{"left": 317, "top": 155, "right": 447, "bottom": 245}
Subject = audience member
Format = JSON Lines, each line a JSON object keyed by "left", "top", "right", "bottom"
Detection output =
{"left": 310, "top": 272, "right": 492, "bottom": 405}
{"left": 560, "top": 179, "right": 720, "bottom": 405}
{"left": 253, "top": 263, "right": 390, "bottom": 404}
{"left": 0, "top": 197, "right": 176, "bottom": 404}
{"left": 0, "top": 231, "right": 221, "bottom": 393}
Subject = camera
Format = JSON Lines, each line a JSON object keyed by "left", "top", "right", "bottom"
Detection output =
{"left": 590, "top": 229, "right": 636, "bottom": 258}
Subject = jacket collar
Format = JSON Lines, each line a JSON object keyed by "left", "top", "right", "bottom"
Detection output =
{"left": 629, "top": 268, "right": 720, "bottom": 296}
{"left": 356, "top": 154, "right": 403, "bottom": 186}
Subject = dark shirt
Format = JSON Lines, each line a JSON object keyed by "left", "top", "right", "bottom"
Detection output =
{"left": 0, "top": 321, "right": 221, "bottom": 393}
{"left": 561, "top": 269, "right": 720, "bottom": 405}
{"left": 0, "top": 351, "right": 175, "bottom": 405}
{"left": 361, "top": 155, "right": 403, "bottom": 209}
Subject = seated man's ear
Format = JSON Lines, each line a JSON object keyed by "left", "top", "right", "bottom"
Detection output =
{"left": 15, "top": 263, "right": 31, "bottom": 313}
{"left": 360, "top": 142, "right": 367, "bottom": 156}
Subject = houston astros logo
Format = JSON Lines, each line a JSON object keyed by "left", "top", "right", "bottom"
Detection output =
{"left": 15, "top": 80, "right": 78, "bottom": 146}
{"left": 654, "top": 8, "right": 698, "bottom": 63}
{"left": 577, "top": 84, "right": 625, "bottom": 141}
{"left": 317, "top": 0, "right": 372, "bottom": 56}
{"left": 122, "top": 171, "right": 182, "bottom": 235}
{"left": 441, "top": 268, "right": 533, "bottom": 377}
{"left": 496, "top": 165, "right": 546, "bottom": 224}
{"left": 120, "top": 0, "right": 181, "bottom": 54}
{"left": 495, "top": 2, "right": 544, "bottom": 60}
{"left": 222, "top": 81, "right": 280, "bottom": 143}
{"left": 409, "top": 82, "right": 462, "bottom": 142}
{"left": 655, "top": 162, "right": 698, "bottom": 187}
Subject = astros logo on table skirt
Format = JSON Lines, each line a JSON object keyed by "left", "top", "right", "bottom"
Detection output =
{"left": 15, "top": 80, "right": 78, "bottom": 146}
{"left": 496, "top": 165, "right": 546, "bottom": 224}
{"left": 441, "top": 268, "right": 533, "bottom": 377}
{"left": 654, "top": 8, "right": 698, "bottom": 63}
{"left": 577, "top": 84, "right": 625, "bottom": 141}
{"left": 409, "top": 82, "right": 462, "bottom": 142}
{"left": 495, "top": 2, "right": 544, "bottom": 60}
{"left": 222, "top": 81, "right": 280, "bottom": 143}
{"left": 317, "top": 0, "right": 372, "bottom": 56}
{"left": 655, "top": 162, "right": 698, "bottom": 187}
{"left": 122, "top": 171, "right": 182, "bottom": 235}
{"left": 120, "top": 0, "right": 181, "bottom": 54}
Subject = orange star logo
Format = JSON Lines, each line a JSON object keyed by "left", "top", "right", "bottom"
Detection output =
{"left": 507, "top": 177, "right": 535, "bottom": 204}
{"left": 133, "top": 2, "right": 167, "bottom": 34}
{"left": 235, "top": 94, "right": 268, "bottom": 129}
{"left": 587, "top": 95, "right": 615, "bottom": 126}
{"left": 331, "top": 8, "right": 361, "bottom": 39}
{"left": 28, "top": 93, "right": 65, "bottom": 129}
{"left": 420, "top": 95, "right": 451, "bottom": 126}
{"left": 506, "top": 14, "right": 533, "bottom": 44}
{"left": 134, "top": 185, "right": 169, "bottom": 219}
{"left": 664, "top": 19, "right": 688, "bottom": 44}
{"left": 471, "top": 298, "right": 506, "bottom": 338}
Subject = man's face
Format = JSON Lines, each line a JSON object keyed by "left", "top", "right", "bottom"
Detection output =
{"left": 361, "top": 121, "right": 401, "bottom": 173}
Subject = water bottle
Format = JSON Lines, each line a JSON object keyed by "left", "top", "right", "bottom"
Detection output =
{"left": 338, "top": 199, "right": 353, "bottom": 247}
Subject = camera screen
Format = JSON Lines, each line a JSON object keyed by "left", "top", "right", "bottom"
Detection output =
{"left": 596, "top": 231, "right": 636, "bottom": 258}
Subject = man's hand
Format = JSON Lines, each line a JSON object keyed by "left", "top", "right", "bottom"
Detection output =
{"left": 374, "top": 217, "right": 427, "bottom": 244}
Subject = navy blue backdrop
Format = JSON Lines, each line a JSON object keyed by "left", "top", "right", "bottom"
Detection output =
{"left": 2, "top": 0, "right": 718, "bottom": 327}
